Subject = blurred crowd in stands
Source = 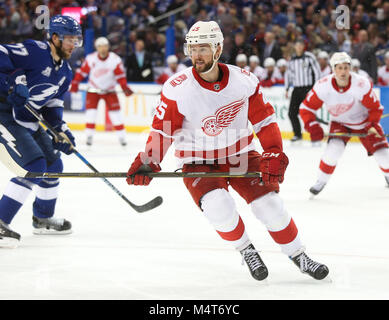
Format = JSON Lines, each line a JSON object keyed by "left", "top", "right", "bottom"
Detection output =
{"left": 1, "top": 0, "right": 389, "bottom": 85}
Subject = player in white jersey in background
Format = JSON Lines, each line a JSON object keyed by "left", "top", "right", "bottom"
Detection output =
{"left": 247, "top": 55, "right": 266, "bottom": 81}
{"left": 351, "top": 58, "right": 372, "bottom": 82}
{"left": 126, "top": 21, "right": 329, "bottom": 281}
{"left": 156, "top": 55, "right": 187, "bottom": 84}
{"left": 317, "top": 51, "right": 331, "bottom": 78}
{"left": 378, "top": 51, "right": 389, "bottom": 86}
{"left": 299, "top": 52, "right": 389, "bottom": 195}
{"left": 70, "top": 37, "right": 133, "bottom": 146}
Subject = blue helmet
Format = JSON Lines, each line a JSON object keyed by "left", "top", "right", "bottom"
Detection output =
{"left": 47, "top": 15, "right": 83, "bottom": 47}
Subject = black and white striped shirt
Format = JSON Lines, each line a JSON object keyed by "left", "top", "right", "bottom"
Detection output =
{"left": 285, "top": 51, "right": 320, "bottom": 90}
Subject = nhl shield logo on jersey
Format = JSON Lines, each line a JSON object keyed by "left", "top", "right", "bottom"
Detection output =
{"left": 201, "top": 99, "right": 245, "bottom": 136}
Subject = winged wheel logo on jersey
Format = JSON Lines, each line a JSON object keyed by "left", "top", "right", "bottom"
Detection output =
{"left": 327, "top": 99, "right": 355, "bottom": 117}
{"left": 201, "top": 99, "right": 245, "bottom": 136}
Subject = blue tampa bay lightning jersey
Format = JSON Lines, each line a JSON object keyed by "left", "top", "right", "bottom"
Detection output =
{"left": 0, "top": 39, "right": 73, "bottom": 131}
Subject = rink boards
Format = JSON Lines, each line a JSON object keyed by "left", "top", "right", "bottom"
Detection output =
{"left": 64, "top": 83, "right": 388, "bottom": 141}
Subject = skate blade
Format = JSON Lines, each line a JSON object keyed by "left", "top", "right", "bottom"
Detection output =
{"left": 0, "top": 237, "right": 20, "bottom": 249}
{"left": 309, "top": 193, "right": 316, "bottom": 200}
{"left": 33, "top": 228, "right": 73, "bottom": 235}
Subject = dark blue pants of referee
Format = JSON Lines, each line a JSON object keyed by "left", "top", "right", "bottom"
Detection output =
{"left": 288, "top": 85, "right": 312, "bottom": 139}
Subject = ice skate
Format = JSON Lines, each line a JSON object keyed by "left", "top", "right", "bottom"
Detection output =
{"left": 119, "top": 137, "right": 127, "bottom": 147}
{"left": 290, "top": 250, "right": 329, "bottom": 280}
{"left": 309, "top": 180, "right": 326, "bottom": 196}
{"left": 32, "top": 216, "right": 72, "bottom": 235}
{"left": 240, "top": 244, "right": 268, "bottom": 281}
{"left": 86, "top": 136, "right": 93, "bottom": 146}
{"left": 385, "top": 176, "right": 389, "bottom": 188}
{"left": 0, "top": 219, "right": 20, "bottom": 248}
{"left": 290, "top": 135, "right": 302, "bottom": 143}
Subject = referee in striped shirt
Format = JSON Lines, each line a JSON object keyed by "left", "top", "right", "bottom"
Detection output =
{"left": 285, "top": 40, "right": 320, "bottom": 142}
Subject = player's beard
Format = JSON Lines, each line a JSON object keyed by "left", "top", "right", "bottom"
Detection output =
{"left": 194, "top": 59, "right": 214, "bottom": 74}
{"left": 54, "top": 42, "right": 71, "bottom": 60}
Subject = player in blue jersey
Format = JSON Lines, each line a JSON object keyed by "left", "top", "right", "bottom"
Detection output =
{"left": 0, "top": 15, "right": 83, "bottom": 248}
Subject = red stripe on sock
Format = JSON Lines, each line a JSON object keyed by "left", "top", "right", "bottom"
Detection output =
{"left": 86, "top": 123, "right": 95, "bottom": 129}
{"left": 319, "top": 160, "right": 336, "bottom": 174}
{"left": 114, "top": 124, "right": 124, "bottom": 131}
{"left": 268, "top": 218, "right": 298, "bottom": 245}
{"left": 380, "top": 167, "right": 389, "bottom": 173}
{"left": 216, "top": 216, "right": 245, "bottom": 241}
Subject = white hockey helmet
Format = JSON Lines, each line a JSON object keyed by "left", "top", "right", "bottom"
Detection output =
{"left": 351, "top": 58, "right": 360, "bottom": 68}
{"left": 264, "top": 57, "right": 276, "bottom": 67}
{"left": 184, "top": 21, "right": 224, "bottom": 56}
{"left": 236, "top": 53, "right": 247, "bottom": 63}
{"left": 249, "top": 55, "right": 260, "bottom": 64}
{"left": 317, "top": 50, "right": 329, "bottom": 60}
{"left": 167, "top": 55, "right": 178, "bottom": 65}
{"left": 276, "top": 58, "right": 287, "bottom": 68}
{"left": 95, "top": 37, "right": 109, "bottom": 47}
{"left": 329, "top": 52, "right": 351, "bottom": 70}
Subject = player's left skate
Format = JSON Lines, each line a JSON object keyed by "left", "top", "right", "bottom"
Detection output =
{"left": 385, "top": 176, "right": 389, "bottom": 188}
{"left": 290, "top": 250, "right": 329, "bottom": 280}
{"left": 309, "top": 180, "right": 326, "bottom": 196}
{"left": 32, "top": 216, "right": 72, "bottom": 235}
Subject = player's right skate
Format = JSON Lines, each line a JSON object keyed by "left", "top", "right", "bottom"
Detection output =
{"left": 0, "top": 219, "right": 21, "bottom": 248}
{"left": 385, "top": 176, "right": 389, "bottom": 188}
{"left": 32, "top": 216, "right": 72, "bottom": 235}
{"left": 309, "top": 180, "right": 326, "bottom": 196}
{"left": 86, "top": 136, "right": 93, "bottom": 146}
{"left": 240, "top": 243, "right": 268, "bottom": 281}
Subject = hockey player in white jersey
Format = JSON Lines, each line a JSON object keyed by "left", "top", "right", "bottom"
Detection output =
{"left": 126, "top": 21, "right": 329, "bottom": 281}
{"left": 300, "top": 52, "right": 389, "bottom": 195}
{"left": 70, "top": 37, "right": 133, "bottom": 146}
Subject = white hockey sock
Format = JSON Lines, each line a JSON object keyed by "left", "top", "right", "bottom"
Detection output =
{"left": 373, "top": 148, "right": 389, "bottom": 177}
{"left": 251, "top": 192, "right": 303, "bottom": 256}
{"left": 201, "top": 188, "right": 250, "bottom": 251}
{"left": 85, "top": 109, "right": 97, "bottom": 138}
{"left": 317, "top": 138, "right": 346, "bottom": 183}
{"left": 108, "top": 110, "right": 126, "bottom": 140}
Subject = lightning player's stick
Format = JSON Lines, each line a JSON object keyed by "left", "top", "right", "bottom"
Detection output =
{"left": 22, "top": 103, "right": 162, "bottom": 213}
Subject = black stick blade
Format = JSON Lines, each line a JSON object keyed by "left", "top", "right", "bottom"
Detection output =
{"left": 131, "top": 196, "right": 163, "bottom": 213}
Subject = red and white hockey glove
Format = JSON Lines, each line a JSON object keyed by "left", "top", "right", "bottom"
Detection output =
{"left": 126, "top": 152, "right": 161, "bottom": 186}
{"left": 259, "top": 150, "right": 289, "bottom": 185}
{"left": 366, "top": 122, "right": 384, "bottom": 138}
{"left": 122, "top": 86, "right": 133, "bottom": 97}
{"left": 306, "top": 122, "right": 324, "bottom": 142}
{"left": 69, "top": 81, "right": 79, "bottom": 93}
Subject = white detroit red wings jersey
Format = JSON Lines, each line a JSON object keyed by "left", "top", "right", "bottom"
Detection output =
{"left": 73, "top": 52, "right": 127, "bottom": 91}
{"left": 320, "top": 65, "right": 331, "bottom": 78}
{"left": 146, "top": 63, "right": 282, "bottom": 166}
{"left": 378, "top": 65, "right": 389, "bottom": 86}
{"left": 300, "top": 72, "right": 382, "bottom": 130}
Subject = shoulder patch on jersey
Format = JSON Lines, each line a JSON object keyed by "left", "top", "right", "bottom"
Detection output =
{"left": 169, "top": 74, "right": 188, "bottom": 87}
{"left": 34, "top": 41, "right": 48, "bottom": 50}
{"left": 241, "top": 68, "right": 250, "bottom": 76}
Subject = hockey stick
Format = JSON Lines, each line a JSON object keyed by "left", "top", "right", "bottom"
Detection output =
{"left": 327, "top": 132, "right": 389, "bottom": 138}
{"left": 317, "top": 113, "right": 389, "bottom": 126}
{"left": 0, "top": 150, "right": 262, "bottom": 179}
{"left": 11, "top": 170, "right": 263, "bottom": 179}
{"left": 84, "top": 88, "right": 161, "bottom": 96}
{"left": 21, "top": 103, "right": 162, "bottom": 213}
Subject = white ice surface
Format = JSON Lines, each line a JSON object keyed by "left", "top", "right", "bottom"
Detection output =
{"left": 0, "top": 131, "right": 388, "bottom": 300}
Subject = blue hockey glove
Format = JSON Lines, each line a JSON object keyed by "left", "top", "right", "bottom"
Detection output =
{"left": 6, "top": 71, "right": 29, "bottom": 109}
{"left": 50, "top": 123, "right": 76, "bottom": 155}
